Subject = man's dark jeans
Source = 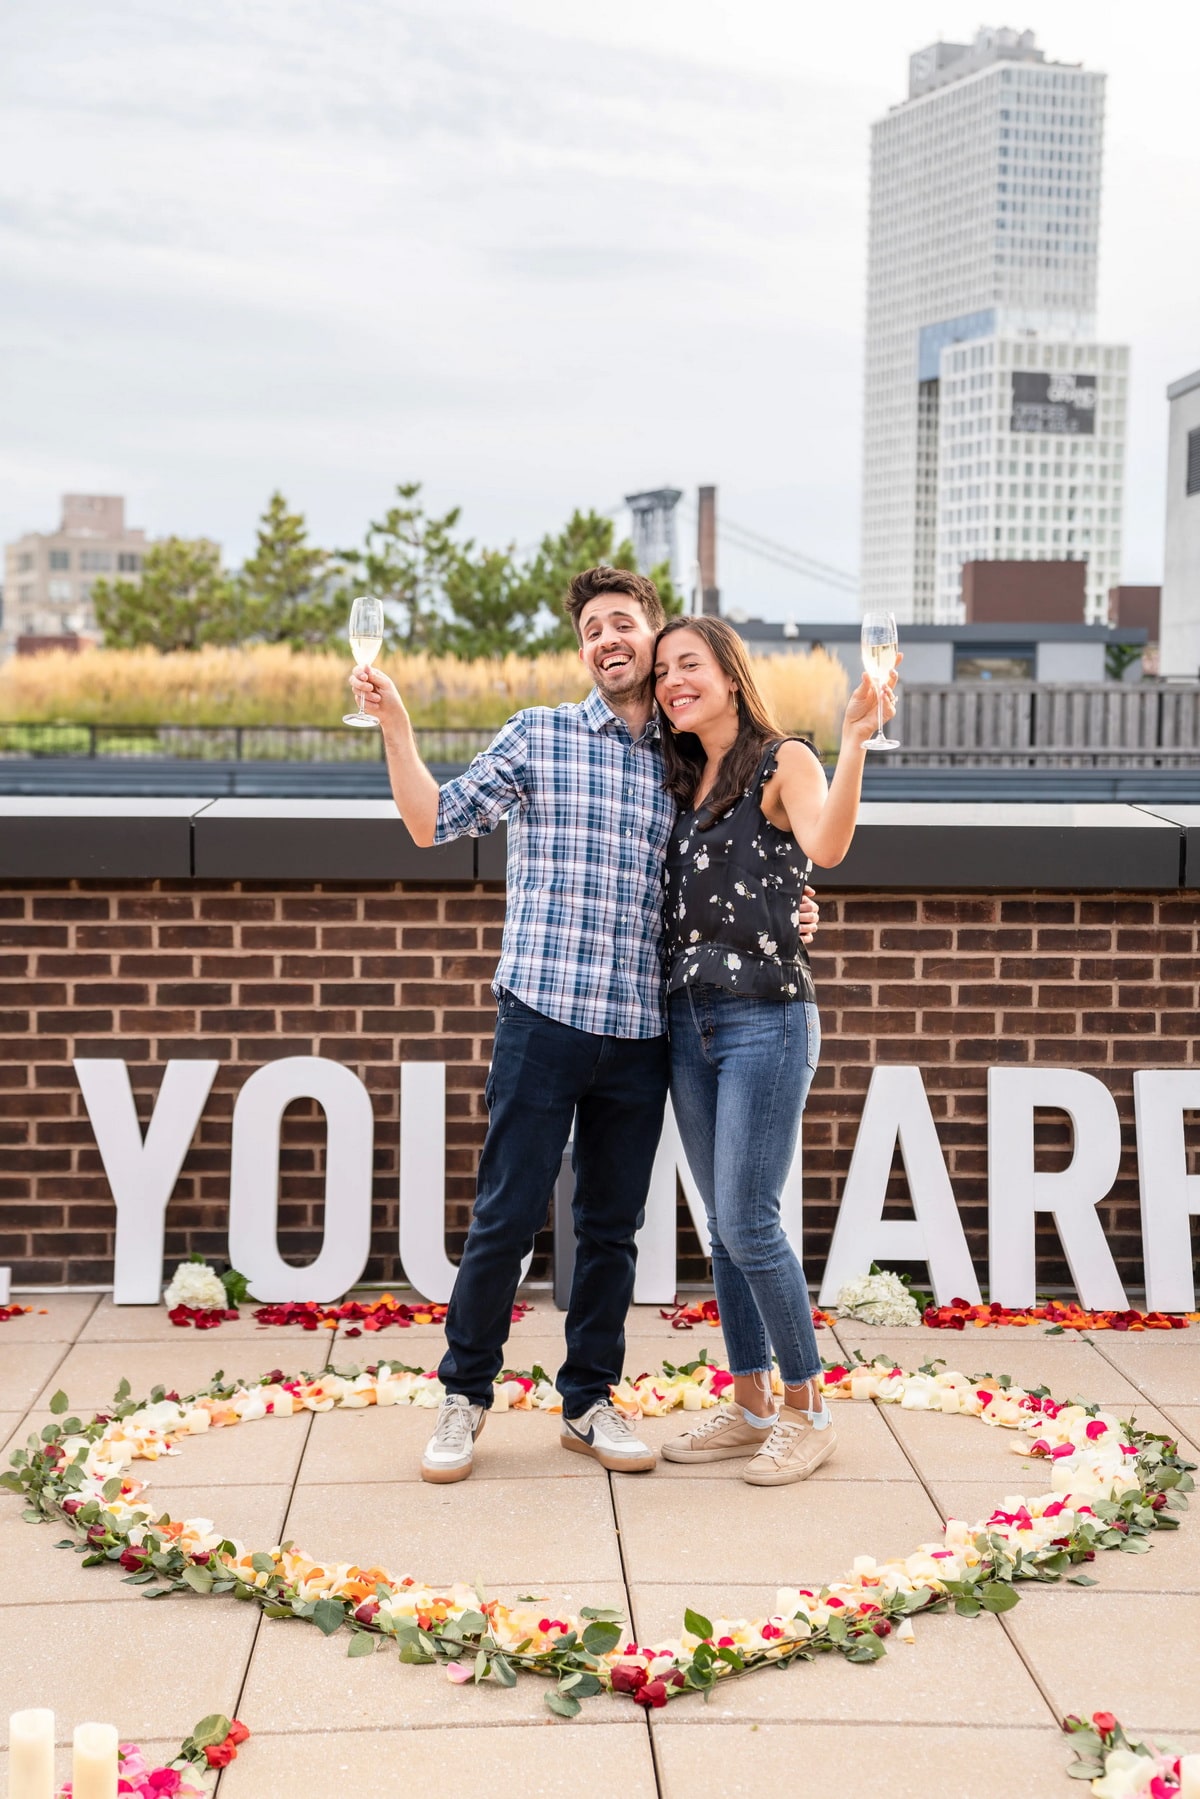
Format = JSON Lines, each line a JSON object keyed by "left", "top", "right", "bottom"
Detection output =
{"left": 437, "top": 991, "right": 669, "bottom": 1418}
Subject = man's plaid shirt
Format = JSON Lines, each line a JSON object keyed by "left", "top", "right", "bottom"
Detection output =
{"left": 433, "top": 688, "right": 675, "bottom": 1038}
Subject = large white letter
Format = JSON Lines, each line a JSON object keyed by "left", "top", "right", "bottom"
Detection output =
{"left": 988, "top": 1067, "right": 1126, "bottom": 1309}
{"left": 818, "top": 1065, "right": 980, "bottom": 1306}
{"left": 1134, "top": 1070, "right": 1200, "bottom": 1313}
{"left": 399, "top": 1062, "right": 457, "bottom": 1303}
{"left": 75, "top": 1058, "right": 218, "bottom": 1304}
{"left": 634, "top": 1099, "right": 714, "bottom": 1303}
{"left": 397, "top": 1062, "right": 531, "bottom": 1302}
{"left": 229, "top": 1056, "right": 372, "bottom": 1302}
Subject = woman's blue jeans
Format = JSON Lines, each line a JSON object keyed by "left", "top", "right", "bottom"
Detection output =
{"left": 668, "top": 984, "right": 822, "bottom": 1387}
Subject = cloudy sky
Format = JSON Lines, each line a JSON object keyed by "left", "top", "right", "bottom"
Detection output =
{"left": 2, "top": 1, "right": 1197, "bottom": 622}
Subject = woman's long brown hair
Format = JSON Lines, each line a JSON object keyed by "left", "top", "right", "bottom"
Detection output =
{"left": 654, "top": 617, "right": 795, "bottom": 829}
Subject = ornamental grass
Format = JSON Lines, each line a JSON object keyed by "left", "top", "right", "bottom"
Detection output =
{"left": 0, "top": 643, "right": 849, "bottom": 747}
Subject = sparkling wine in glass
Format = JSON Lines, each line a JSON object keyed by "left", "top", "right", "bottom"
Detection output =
{"left": 344, "top": 595, "right": 385, "bottom": 728}
{"left": 861, "top": 610, "right": 900, "bottom": 750}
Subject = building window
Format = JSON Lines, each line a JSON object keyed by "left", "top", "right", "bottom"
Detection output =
{"left": 79, "top": 550, "right": 113, "bottom": 572}
{"left": 117, "top": 552, "right": 141, "bottom": 573}
{"left": 49, "top": 550, "right": 70, "bottom": 571}
{"left": 48, "top": 580, "right": 72, "bottom": 602}
{"left": 955, "top": 645, "right": 1036, "bottom": 682}
{"left": 17, "top": 552, "right": 34, "bottom": 573}
{"left": 1188, "top": 427, "right": 1200, "bottom": 498}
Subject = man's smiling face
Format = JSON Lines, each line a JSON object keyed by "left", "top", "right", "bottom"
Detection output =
{"left": 577, "top": 594, "right": 658, "bottom": 706}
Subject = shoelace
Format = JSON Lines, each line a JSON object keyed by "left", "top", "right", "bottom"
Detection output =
{"left": 760, "top": 1414, "right": 807, "bottom": 1461}
{"left": 689, "top": 1406, "right": 748, "bottom": 1441}
{"left": 590, "top": 1403, "right": 639, "bottom": 1440}
{"left": 432, "top": 1398, "right": 475, "bottom": 1453}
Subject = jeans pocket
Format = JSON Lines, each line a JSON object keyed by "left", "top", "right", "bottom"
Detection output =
{"left": 803, "top": 1002, "right": 821, "bottom": 1072}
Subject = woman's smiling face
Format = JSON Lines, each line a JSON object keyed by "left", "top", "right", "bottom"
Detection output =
{"left": 654, "top": 627, "right": 736, "bottom": 733}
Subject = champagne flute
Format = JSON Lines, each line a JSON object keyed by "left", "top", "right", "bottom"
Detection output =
{"left": 861, "top": 609, "right": 900, "bottom": 750}
{"left": 343, "top": 594, "right": 385, "bottom": 728}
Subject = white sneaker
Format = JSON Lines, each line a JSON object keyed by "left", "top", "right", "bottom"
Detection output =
{"left": 421, "top": 1394, "right": 486, "bottom": 1484}
{"left": 561, "top": 1401, "right": 656, "bottom": 1473}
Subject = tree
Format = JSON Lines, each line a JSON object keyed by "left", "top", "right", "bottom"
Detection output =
{"left": 241, "top": 492, "right": 343, "bottom": 649}
{"left": 511, "top": 509, "right": 683, "bottom": 654}
{"left": 437, "top": 547, "right": 544, "bottom": 659}
{"left": 338, "top": 483, "right": 465, "bottom": 652}
{"left": 92, "top": 538, "right": 242, "bottom": 651}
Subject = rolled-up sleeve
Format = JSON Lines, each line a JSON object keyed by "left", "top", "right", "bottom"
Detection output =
{"left": 433, "top": 713, "right": 529, "bottom": 843}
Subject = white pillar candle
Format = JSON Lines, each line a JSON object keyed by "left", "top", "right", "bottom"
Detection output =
{"left": 1178, "top": 1754, "right": 1200, "bottom": 1797}
{"left": 8, "top": 1708, "right": 55, "bottom": 1799}
{"left": 72, "top": 1723, "right": 119, "bottom": 1799}
{"left": 937, "top": 1387, "right": 960, "bottom": 1413}
{"left": 681, "top": 1384, "right": 704, "bottom": 1411}
{"left": 850, "top": 1375, "right": 877, "bottom": 1402}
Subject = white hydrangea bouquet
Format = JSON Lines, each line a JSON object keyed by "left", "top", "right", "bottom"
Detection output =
{"left": 835, "top": 1268, "right": 923, "bottom": 1327}
{"left": 163, "top": 1255, "right": 249, "bottom": 1312}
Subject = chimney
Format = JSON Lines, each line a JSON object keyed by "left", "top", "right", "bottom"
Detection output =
{"left": 697, "top": 485, "right": 719, "bottom": 615}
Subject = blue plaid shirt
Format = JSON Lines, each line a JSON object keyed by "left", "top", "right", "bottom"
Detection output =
{"left": 433, "top": 688, "right": 675, "bottom": 1038}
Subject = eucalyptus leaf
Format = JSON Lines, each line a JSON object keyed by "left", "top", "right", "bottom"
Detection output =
{"left": 581, "top": 1621, "right": 622, "bottom": 1657}
{"left": 545, "top": 1691, "right": 581, "bottom": 1719}
{"left": 48, "top": 1390, "right": 68, "bottom": 1415}
{"left": 683, "top": 1607, "right": 714, "bottom": 1641}
{"left": 312, "top": 1598, "right": 346, "bottom": 1636}
{"left": 347, "top": 1633, "right": 376, "bottom": 1658}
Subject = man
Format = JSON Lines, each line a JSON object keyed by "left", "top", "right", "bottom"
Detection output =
{"left": 350, "top": 567, "right": 817, "bottom": 1482}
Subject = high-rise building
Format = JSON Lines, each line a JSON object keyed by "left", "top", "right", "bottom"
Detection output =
{"left": 2, "top": 495, "right": 147, "bottom": 656}
{"left": 861, "top": 26, "right": 1128, "bottom": 624}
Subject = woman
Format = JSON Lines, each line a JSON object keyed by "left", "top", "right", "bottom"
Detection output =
{"left": 654, "top": 617, "right": 897, "bottom": 1485}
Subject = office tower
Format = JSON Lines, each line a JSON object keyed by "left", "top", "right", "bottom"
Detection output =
{"left": 2, "top": 495, "right": 147, "bottom": 655}
{"left": 862, "top": 27, "right": 1127, "bottom": 624}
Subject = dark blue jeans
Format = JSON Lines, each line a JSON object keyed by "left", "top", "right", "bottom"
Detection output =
{"left": 438, "top": 991, "right": 670, "bottom": 1417}
{"left": 668, "top": 983, "right": 823, "bottom": 1387}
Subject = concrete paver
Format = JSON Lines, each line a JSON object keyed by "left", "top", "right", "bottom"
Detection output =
{"left": 218, "top": 1724, "right": 658, "bottom": 1796}
{"left": 298, "top": 1402, "right": 606, "bottom": 1484}
{"left": 1004, "top": 1589, "right": 1200, "bottom": 1733}
{"left": 655, "top": 1723, "right": 1074, "bottom": 1798}
{"left": 614, "top": 1477, "right": 948, "bottom": 1588}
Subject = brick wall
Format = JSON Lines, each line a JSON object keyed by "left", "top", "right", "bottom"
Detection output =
{"left": 1, "top": 881, "right": 1195, "bottom": 1291}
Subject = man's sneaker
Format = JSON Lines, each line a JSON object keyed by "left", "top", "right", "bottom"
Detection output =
{"left": 742, "top": 1402, "right": 837, "bottom": 1486}
{"left": 421, "top": 1394, "right": 486, "bottom": 1484}
{"left": 561, "top": 1402, "right": 657, "bottom": 1473}
{"left": 661, "top": 1405, "right": 777, "bottom": 1463}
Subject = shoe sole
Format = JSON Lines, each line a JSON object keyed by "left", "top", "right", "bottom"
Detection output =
{"left": 560, "top": 1432, "right": 657, "bottom": 1473}
{"left": 421, "top": 1408, "right": 486, "bottom": 1484}
{"left": 660, "top": 1440, "right": 763, "bottom": 1463}
{"left": 742, "top": 1430, "right": 838, "bottom": 1486}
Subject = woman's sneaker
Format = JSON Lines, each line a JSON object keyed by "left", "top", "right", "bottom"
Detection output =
{"left": 561, "top": 1402, "right": 657, "bottom": 1472}
{"left": 661, "top": 1405, "right": 777, "bottom": 1463}
{"left": 421, "top": 1394, "right": 486, "bottom": 1484}
{"left": 743, "top": 1402, "right": 837, "bottom": 1486}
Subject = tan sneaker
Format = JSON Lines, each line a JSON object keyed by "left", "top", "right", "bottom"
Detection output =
{"left": 742, "top": 1403, "right": 837, "bottom": 1486}
{"left": 660, "top": 1404, "right": 776, "bottom": 1463}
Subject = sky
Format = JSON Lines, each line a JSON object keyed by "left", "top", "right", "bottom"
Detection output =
{"left": 2, "top": 1, "right": 1197, "bottom": 624}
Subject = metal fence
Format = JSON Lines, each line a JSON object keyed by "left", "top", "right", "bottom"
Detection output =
{"left": 4, "top": 685, "right": 1200, "bottom": 768}
{"left": 0, "top": 723, "right": 497, "bottom": 763}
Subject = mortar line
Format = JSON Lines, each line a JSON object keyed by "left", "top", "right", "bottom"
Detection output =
{"left": 603, "top": 1465, "right": 663, "bottom": 1797}
{"left": 211, "top": 1326, "right": 334, "bottom": 1793}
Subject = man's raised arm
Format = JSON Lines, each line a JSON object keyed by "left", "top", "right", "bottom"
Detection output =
{"left": 349, "top": 663, "right": 527, "bottom": 848}
{"left": 349, "top": 664, "right": 441, "bottom": 844}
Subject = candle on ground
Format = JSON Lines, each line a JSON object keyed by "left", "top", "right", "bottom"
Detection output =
{"left": 850, "top": 1375, "right": 877, "bottom": 1402}
{"left": 938, "top": 1388, "right": 961, "bottom": 1413}
{"left": 681, "top": 1384, "right": 704, "bottom": 1411}
{"left": 1178, "top": 1753, "right": 1200, "bottom": 1797}
{"left": 8, "top": 1708, "right": 55, "bottom": 1799}
{"left": 72, "top": 1722, "right": 119, "bottom": 1799}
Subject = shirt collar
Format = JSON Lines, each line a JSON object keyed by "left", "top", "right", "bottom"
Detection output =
{"left": 581, "top": 687, "right": 660, "bottom": 744}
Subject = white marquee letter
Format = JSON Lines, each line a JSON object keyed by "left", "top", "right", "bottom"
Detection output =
{"left": 818, "top": 1065, "right": 980, "bottom": 1306}
{"left": 1134, "top": 1070, "right": 1200, "bottom": 1313}
{"left": 988, "top": 1067, "right": 1126, "bottom": 1310}
{"left": 75, "top": 1058, "right": 218, "bottom": 1304}
{"left": 229, "top": 1056, "right": 372, "bottom": 1302}
{"left": 634, "top": 1099, "right": 713, "bottom": 1304}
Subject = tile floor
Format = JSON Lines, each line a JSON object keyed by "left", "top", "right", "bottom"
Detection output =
{"left": 2, "top": 1293, "right": 1198, "bottom": 1796}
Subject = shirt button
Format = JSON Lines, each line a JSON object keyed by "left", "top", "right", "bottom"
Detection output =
{"left": 625, "top": 830, "right": 632, "bottom": 837}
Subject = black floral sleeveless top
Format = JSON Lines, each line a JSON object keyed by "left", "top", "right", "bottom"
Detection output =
{"left": 663, "top": 739, "right": 819, "bottom": 1004}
